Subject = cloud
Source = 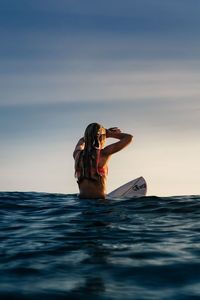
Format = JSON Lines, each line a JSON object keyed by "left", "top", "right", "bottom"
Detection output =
{"left": 1, "top": 55, "right": 200, "bottom": 106}
{"left": 1, "top": 94, "right": 199, "bottom": 145}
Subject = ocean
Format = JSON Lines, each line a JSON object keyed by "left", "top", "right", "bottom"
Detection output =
{"left": 0, "top": 192, "right": 200, "bottom": 300}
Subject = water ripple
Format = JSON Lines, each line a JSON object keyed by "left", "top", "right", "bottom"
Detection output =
{"left": 0, "top": 192, "right": 200, "bottom": 299}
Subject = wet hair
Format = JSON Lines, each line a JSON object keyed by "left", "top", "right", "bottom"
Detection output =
{"left": 84, "top": 123, "right": 102, "bottom": 150}
{"left": 75, "top": 123, "right": 105, "bottom": 182}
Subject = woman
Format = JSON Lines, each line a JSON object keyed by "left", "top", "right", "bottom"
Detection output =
{"left": 73, "top": 123, "right": 133, "bottom": 199}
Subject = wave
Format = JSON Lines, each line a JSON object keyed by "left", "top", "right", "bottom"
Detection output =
{"left": 1, "top": 192, "right": 200, "bottom": 299}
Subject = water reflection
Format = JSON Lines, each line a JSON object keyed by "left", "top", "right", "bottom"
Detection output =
{"left": 67, "top": 200, "right": 114, "bottom": 297}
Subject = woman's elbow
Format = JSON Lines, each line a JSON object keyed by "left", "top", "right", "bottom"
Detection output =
{"left": 126, "top": 134, "right": 133, "bottom": 144}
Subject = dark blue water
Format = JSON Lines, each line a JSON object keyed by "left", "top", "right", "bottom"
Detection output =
{"left": 1, "top": 192, "right": 200, "bottom": 300}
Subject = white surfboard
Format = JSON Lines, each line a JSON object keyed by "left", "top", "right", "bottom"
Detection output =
{"left": 108, "top": 176, "right": 147, "bottom": 198}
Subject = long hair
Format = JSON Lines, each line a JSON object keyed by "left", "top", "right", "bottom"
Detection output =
{"left": 75, "top": 123, "right": 104, "bottom": 182}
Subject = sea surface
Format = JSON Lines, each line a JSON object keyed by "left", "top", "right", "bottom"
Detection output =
{"left": 0, "top": 192, "right": 200, "bottom": 300}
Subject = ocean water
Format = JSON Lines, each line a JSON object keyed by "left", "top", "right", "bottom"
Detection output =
{"left": 0, "top": 192, "right": 200, "bottom": 300}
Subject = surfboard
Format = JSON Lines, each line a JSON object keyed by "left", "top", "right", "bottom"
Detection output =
{"left": 108, "top": 176, "right": 147, "bottom": 198}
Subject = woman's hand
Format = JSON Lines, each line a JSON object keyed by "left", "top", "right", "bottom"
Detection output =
{"left": 106, "top": 127, "right": 122, "bottom": 137}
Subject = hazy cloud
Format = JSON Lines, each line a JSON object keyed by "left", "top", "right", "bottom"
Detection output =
{"left": 1, "top": 57, "right": 200, "bottom": 106}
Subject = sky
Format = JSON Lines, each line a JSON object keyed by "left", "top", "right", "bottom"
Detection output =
{"left": 0, "top": 0, "right": 200, "bottom": 196}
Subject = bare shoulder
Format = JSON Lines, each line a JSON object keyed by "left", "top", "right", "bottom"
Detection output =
{"left": 73, "top": 137, "right": 85, "bottom": 159}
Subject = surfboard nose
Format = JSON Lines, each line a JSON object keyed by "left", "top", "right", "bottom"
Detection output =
{"left": 108, "top": 176, "right": 147, "bottom": 198}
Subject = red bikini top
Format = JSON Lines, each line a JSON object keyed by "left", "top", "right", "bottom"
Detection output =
{"left": 74, "top": 150, "right": 108, "bottom": 180}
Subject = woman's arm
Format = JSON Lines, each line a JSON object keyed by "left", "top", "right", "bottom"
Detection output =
{"left": 102, "top": 128, "right": 133, "bottom": 156}
{"left": 73, "top": 137, "right": 85, "bottom": 159}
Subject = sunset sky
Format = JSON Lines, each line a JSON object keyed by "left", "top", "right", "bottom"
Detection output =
{"left": 1, "top": 0, "right": 200, "bottom": 196}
